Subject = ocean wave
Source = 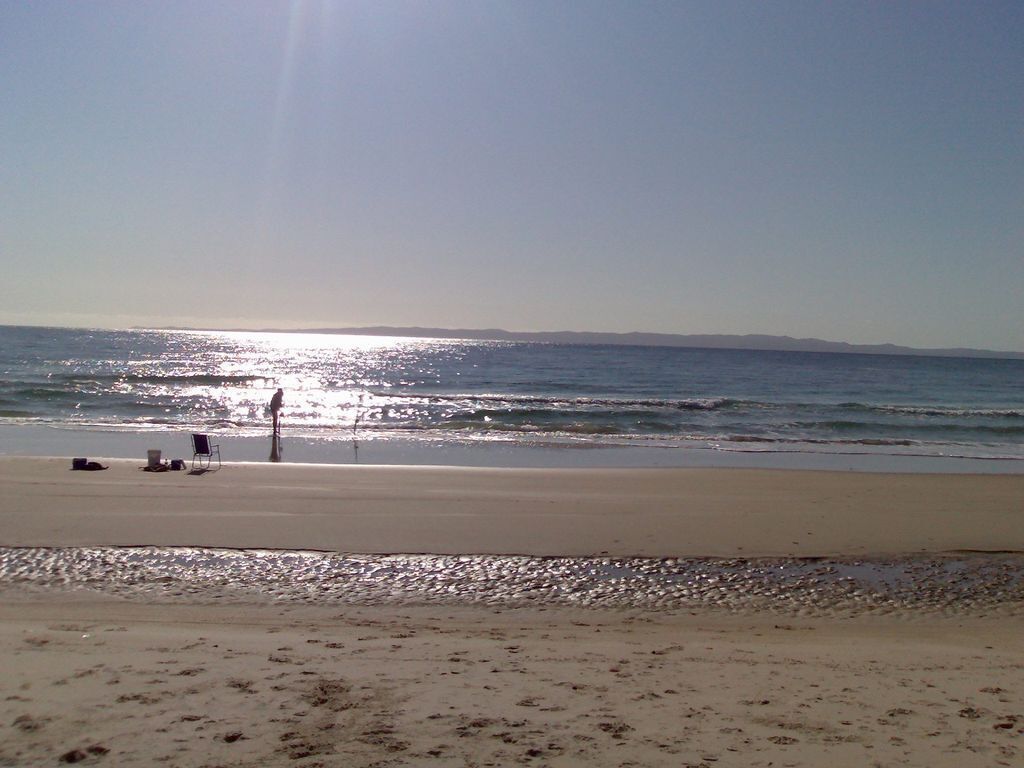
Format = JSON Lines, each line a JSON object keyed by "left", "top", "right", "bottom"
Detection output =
{"left": 36, "top": 372, "right": 270, "bottom": 387}
{"left": 117, "top": 373, "right": 269, "bottom": 386}
{"left": 719, "top": 434, "right": 919, "bottom": 447}
{"left": 0, "top": 408, "right": 39, "bottom": 419}
{"left": 837, "top": 402, "right": 1023, "bottom": 419}
{"left": 436, "top": 420, "right": 623, "bottom": 436}
{"left": 379, "top": 392, "right": 741, "bottom": 411}
{"left": 2, "top": 386, "right": 84, "bottom": 400}
{"left": 792, "top": 419, "right": 1024, "bottom": 436}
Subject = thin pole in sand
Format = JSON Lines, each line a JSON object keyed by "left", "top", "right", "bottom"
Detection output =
{"left": 352, "top": 394, "right": 362, "bottom": 463}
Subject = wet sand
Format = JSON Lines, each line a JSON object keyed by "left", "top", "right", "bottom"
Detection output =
{"left": 2, "top": 457, "right": 1023, "bottom": 766}
{"left": 2, "top": 457, "right": 1023, "bottom": 556}
{"left": 4, "top": 547, "right": 1024, "bottom": 617}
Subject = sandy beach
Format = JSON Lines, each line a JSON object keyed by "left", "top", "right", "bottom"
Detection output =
{"left": 2, "top": 457, "right": 1023, "bottom": 766}
{"left": 2, "top": 457, "right": 1023, "bottom": 556}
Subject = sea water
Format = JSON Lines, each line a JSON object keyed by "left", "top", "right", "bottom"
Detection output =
{"left": 0, "top": 325, "right": 1021, "bottom": 469}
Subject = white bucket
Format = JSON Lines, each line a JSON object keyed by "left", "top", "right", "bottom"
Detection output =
{"left": 147, "top": 449, "right": 162, "bottom": 467}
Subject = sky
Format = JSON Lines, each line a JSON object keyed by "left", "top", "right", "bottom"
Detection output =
{"left": 2, "top": 1, "right": 1022, "bottom": 351}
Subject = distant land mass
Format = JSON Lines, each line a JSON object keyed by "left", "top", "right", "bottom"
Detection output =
{"left": 208, "top": 325, "right": 1024, "bottom": 360}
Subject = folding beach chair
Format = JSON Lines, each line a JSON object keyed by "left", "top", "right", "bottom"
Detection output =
{"left": 190, "top": 433, "right": 221, "bottom": 471}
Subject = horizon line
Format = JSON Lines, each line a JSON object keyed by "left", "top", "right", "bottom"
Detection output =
{"left": 2, "top": 322, "right": 1021, "bottom": 360}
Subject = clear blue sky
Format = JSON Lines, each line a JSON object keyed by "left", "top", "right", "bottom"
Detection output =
{"left": 2, "top": 1, "right": 1022, "bottom": 350}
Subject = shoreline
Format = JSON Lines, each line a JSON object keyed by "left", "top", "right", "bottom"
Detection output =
{"left": 2, "top": 422, "right": 1023, "bottom": 474}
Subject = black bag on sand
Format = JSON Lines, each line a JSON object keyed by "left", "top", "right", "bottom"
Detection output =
{"left": 71, "top": 458, "right": 107, "bottom": 471}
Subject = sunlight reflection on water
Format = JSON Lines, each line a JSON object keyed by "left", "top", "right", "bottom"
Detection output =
{"left": 4, "top": 327, "right": 1023, "bottom": 462}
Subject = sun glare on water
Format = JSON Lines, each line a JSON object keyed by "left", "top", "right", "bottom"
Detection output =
{"left": 166, "top": 330, "right": 466, "bottom": 438}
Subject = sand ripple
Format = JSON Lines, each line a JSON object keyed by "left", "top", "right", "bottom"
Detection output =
{"left": 2, "top": 547, "right": 1023, "bottom": 617}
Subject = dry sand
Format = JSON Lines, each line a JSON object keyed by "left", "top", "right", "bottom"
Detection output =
{"left": 2, "top": 599, "right": 1021, "bottom": 768}
{"left": 2, "top": 457, "right": 1023, "bottom": 766}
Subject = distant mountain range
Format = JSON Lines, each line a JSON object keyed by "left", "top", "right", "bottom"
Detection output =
{"left": 228, "top": 325, "right": 1024, "bottom": 360}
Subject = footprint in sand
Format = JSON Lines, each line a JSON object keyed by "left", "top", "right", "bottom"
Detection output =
{"left": 13, "top": 714, "right": 49, "bottom": 732}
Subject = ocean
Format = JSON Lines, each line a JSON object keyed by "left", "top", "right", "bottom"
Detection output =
{"left": 1, "top": 325, "right": 1022, "bottom": 470}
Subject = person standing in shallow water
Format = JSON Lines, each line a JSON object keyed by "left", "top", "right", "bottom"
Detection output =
{"left": 270, "top": 388, "right": 284, "bottom": 434}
